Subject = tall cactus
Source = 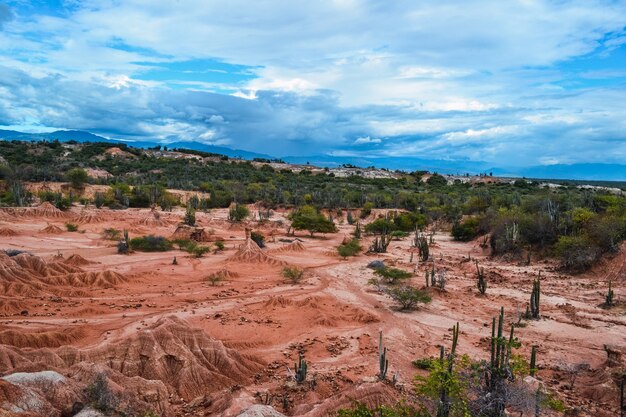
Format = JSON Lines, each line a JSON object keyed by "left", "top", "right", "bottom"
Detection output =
{"left": 370, "top": 233, "right": 391, "bottom": 253}
{"left": 378, "top": 331, "right": 389, "bottom": 380}
{"left": 606, "top": 280, "right": 615, "bottom": 307}
{"left": 437, "top": 323, "right": 460, "bottom": 417}
{"left": 430, "top": 264, "right": 436, "bottom": 287}
{"left": 425, "top": 269, "right": 430, "bottom": 288}
{"left": 476, "top": 261, "right": 487, "bottom": 295}
{"left": 294, "top": 354, "right": 307, "bottom": 383}
{"left": 530, "top": 345, "right": 537, "bottom": 377}
{"left": 530, "top": 276, "right": 541, "bottom": 319}
{"left": 488, "top": 307, "right": 519, "bottom": 417}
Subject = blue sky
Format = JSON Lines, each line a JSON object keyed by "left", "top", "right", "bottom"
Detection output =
{"left": 0, "top": 0, "right": 625, "bottom": 166}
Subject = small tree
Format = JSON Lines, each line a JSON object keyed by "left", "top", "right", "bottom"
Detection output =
{"left": 183, "top": 206, "right": 196, "bottom": 226}
{"left": 228, "top": 204, "right": 249, "bottom": 222}
{"left": 282, "top": 266, "right": 304, "bottom": 284}
{"left": 387, "top": 286, "right": 431, "bottom": 310}
{"left": 374, "top": 266, "right": 412, "bottom": 284}
{"left": 337, "top": 238, "right": 362, "bottom": 259}
{"left": 66, "top": 168, "right": 89, "bottom": 189}
{"left": 290, "top": 205, "right": 337, "bottom": 236}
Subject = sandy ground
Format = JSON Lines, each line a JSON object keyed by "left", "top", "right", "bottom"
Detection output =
{"left": 0, "top": 203, "right": 623, "bottom": 417}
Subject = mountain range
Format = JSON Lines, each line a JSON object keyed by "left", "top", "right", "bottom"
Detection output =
{"left": 0, "top": 129, "right": 624, "bottom": 182}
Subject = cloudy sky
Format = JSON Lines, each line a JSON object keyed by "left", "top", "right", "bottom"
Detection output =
{"left": 1, "top": 0, "right": 626, "bottom": 166}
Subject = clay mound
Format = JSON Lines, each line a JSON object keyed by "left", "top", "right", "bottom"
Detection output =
{"left": 0, "top": 298, "right": 29, "bottom": 315}
{"left": 29, "top": 202, "right": 68, "bottom": 218}
{"left": 12, "top": 253, "right": 83, "bottom": 276}
{"left": 0, "top": 328, "right": 86, "bottom": 348}
{"left": 271, "top": 241, "right": 305, "bottom": 253}
{"left": 237, "top": 405, "right": 286, "bottom": 417}
{"left": 296, "top": 382, "right": 398, "bottom": 417}
{"left": 136, "top": 212, "right": 172, "bottom": 227}
{"left": 75, "top": 212, "right": 106, "bottom": 224}
{"left": 64, "top": 254, "right": 96, "bottom": 267}
{"left": 171, "top": 225, "right": 212, "bottom": 242}
{"left": 0, "top": 227, "right": 18, "bottom": 237}
{"left": 0, "top": 316, "right": 264, "bottom": 402}
{"left": 208, "top": 269, "right": 240, "bottom": 280}
{"left": 227, "top": 239, "right": 287, "bottom": 266}
{"left": 40, "top": 224, "right": 64, "bottom": 234}
{"left": 42, "top": 270, "right": 127, "bottom": 288}
{"left": 264, "top": 296, "right": 293, "bottom": 308}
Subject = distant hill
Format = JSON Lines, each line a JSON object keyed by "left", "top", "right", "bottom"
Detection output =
{"left": 1, "top": 129, "right": 625, "bottom": 181}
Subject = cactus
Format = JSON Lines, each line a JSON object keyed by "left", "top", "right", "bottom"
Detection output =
{"left": 117, "top": 229, "right": 130, "bottom": 254}
{"left": 487, "top": 307, "right": 519, "bottom": 417}
{"left": 430, "top": 264, "right": 436, "bottom": 287}
{"left": 370, "top": 233, "right": 391, "bottom": 253}
{"left": 414, "top": 230, "right": 430, "bottom": 261}
{"left": 294, "top": 354, "right": 307, "bottom": 383}
{"left": 425, "top": 269, "right": 430, "bottom": 288}
{"left": 530, "top": 345, "right": 537, "bottom": 377}
{"left": 437, "top": 322, "right": 460, "bottom": 417}
{"left": 378, "top": 331, "right": 389, "bottom": 380}
{"left": 476, "top": 261, "right": 487, "bottom": 295}
{"left": 530, "top": 276, "right": 541, "bottom": 319}
{"left": 606, "top": 280, "right": 615, "bottom": 307}
{"left": 353, "top": 221, "right": 361, "bottom": 239}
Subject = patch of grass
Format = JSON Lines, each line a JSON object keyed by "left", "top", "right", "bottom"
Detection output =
{"left": 282, "top": 266, "right": 304, "bottom": 284}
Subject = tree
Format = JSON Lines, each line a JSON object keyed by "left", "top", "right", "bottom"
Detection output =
{"left": 228, "top": 204, "right": 249, "bottom": 222}
{"left": 374, "top": 266, "right": 412, "bottom": 284}
{"left": 183, "top": 206, "right": 196, "bottom": 226}
{"left": 290, "top": 205, "right": 337, "bottom": 236}
{"left": 387, "top": 286, "right": 431, "bottom": 310}
{"left": 66, "top": 168, "right": 89, "bottom": 189}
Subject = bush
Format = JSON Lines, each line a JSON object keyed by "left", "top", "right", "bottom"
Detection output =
{"left": 282, "top": 266, "right": 304, "bottom": 284}
{"left": 250, "top": 231, "right": 265, "bottom": 248}
{"left": 129, "top": 235, "right": 173, "bottom": 252}
{"left": 554, "top": 235, "right": 599, "bottom": 272}
{"left": 290, "top": 205, "right": 337, "bottom": 236}
{"left": 183, "top": 206, "right": 196, "bottom": 226}
{"left": 65, "top": 223, "right": 78, "bottom": 232}
{"left": 214, "top": 240, "right": 225, "bottom": 251}
{"left": 364, "top": 217, "right": 396, "bottom": 234}
{"left": 451, "top": 217, "right": 480, "bottom": 241}
{"left": 360, "top": 202, "right": 374, "bottom": 219}
{"left": 374, "top": 266, "right": 412, "bottom": 284}
{"left": 337, "top": 238, "right": 362, "bottom": 258}
{"left": 228, "top": 204, "right": 249, "bottom": 222}
{"left": 387, "top": 286, "right": 431, "bottom": 310}
{"left": 66, "top": 168, "right": 89, "bottom": 189}
{"left": 102, "top": 228, "right": 121, "bottom": 240}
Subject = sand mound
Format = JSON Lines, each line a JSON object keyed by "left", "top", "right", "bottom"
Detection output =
{"left": 64, "top": 254, "right": 96, "bottom": 266}
{"left": 271, "top": 240, "right": 305, "bottom": 253}
{"left": 0, "top": 227, "right": 18, "bottom": 237}
{"left": 227, "top": 239, "right": 287, "bottom": 266}
{"left": 0, "top": 316, "right": 264, "bottom": 402}
{"left": 264, "top": 296, "right": 293, "bottom": 308}
{"left": 29, "top": 202, "right": 68, "bottom": 218}
{"left": 136, "top": 211, "right": 172, "bottom": 227}
{"left": 0, "top": 328, "right": 86, "bottom": 348}
{"left": 0, "top": 253, "right": 125, "bottom": 297}
{"left": 75, "top": 212, "right": 106, "bottom": 224}
{"left": 40, "top": 224, "right": 64, "bottom": 234}
{"left": 171, "top": 225, "right": 212, "bottom": 242}
{"left": 208, "top": 269, "right": 240, "bottom": 280}
{"left": 0, "top": 298, "right": 29, "bottom": 315}
{"left": 41, "top": 271, "right": 127, "bottom": 288}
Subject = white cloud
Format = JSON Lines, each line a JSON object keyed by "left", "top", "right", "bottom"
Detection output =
{"left": 354, "top": 136, "right": 381, "bottom": 144}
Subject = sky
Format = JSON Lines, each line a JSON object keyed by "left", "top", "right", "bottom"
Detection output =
{"left": 0, "top": 0, "right": 626, "bottom": 167}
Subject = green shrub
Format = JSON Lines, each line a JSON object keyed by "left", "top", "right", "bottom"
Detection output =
{"left": 387, "top": 286, "right": 431, "bottom": 310}
{"left": 129, "top": 235, "right": 173, "bottom": 252}
{"left": 65, "top": 223, "right": 78, "bottom": 232}
{"left": 228, "top": 204, "right": 249, "bottom": 222}
{"left": 337, "top": 238, "right": 362, "bottom": 258}
{"left": 451, "top": 217, "right": 480, "bottom": 241}
{"left": 250, "top": 231, "right": 265, "bottom": 248}
{"left": 102, "top": 228, "right": 121, "bottom": 240}
{"left": 374, "top": 267, "right": 412, "bottom": 284}
{"left": 214, "top": 240, "right": 225, "bottom": 251}
{"left": 282, "top": 266, "right": 304, "bottom": 284}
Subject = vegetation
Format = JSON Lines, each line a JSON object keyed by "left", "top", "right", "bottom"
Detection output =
{"left": 337, "top": 238, "right": 362, "bottom": 258}
{"left": 387, "top": 286, "right": 432, "bottom": 310}
{"left": 290, "top": 205, "right": 337, "bottom": 236}
{"left": 476, "top": 261, "right": 487, "bottom": 295}
{"left": 294, "top": 354, "right": 308, "bottom": 383}
{"left": 374, "top": 266, "right": 412, "bottom": 284}
{"left": 228, "top": 203, "right": 249, "bottom": 222}
{"left": 65, "top": 222, "right": 78, "bottom": 232}
{"left": 0, "top": 140, "right": 624, "bottom": 271}
{"left": 66, "top": 167, "right": 89, "bottom": 188}
{"left": 129, "top": 235, "right": 173, "bottom": 252}
{"left": 250, "top": 231, "right": 265, "bottom": 248}
{"left": 282, "top": 266, "right": 304, "bottom": 284}
{"left": 183, "top": 206, "right": 196, "bottom": 226}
